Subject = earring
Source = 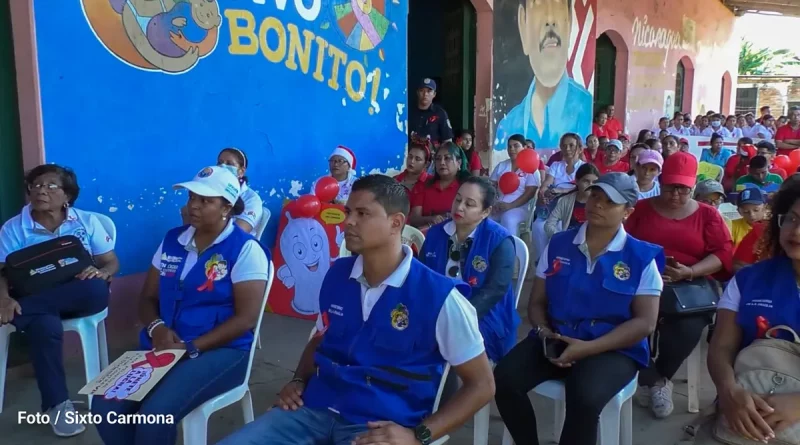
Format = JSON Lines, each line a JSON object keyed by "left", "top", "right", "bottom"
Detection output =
{"left": 222, "top": 215, "right": 228, "bottom": 221}
{"left": 63, "top": 202, "right": 69, "bottom": 209}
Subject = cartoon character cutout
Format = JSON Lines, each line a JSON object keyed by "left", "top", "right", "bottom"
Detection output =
{"left": 86, "top": 0, "right": 221, "bottom": 73}
{"left": 277, "top": 212, "right": 343, "bottom": 315}
{"left": 197, "top": 253, "right": 227, "bottom": 291}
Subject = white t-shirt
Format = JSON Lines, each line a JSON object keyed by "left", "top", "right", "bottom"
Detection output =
{"left": 0, "top": 205, "right": 115, "bottom": 262}
{"left": 535, "top": 223, "right": 663, "bottom": 296}
{"left": 742, "top": 124, "right": 770, "bottom": 139}
{"left": 547, "top": 160, "right": 586, "bottom": 190}
{"left": 720, "top": 127, "right": 744, "bottom": 140}
{"left": 315, "top": 245, "right": 485, "bottom": 366}
{"left": 490, "top": 159, "right": 541, "bottom": 203}
{"left": 695, "top": 127, "right": 714, "bottom": 137}
{"left": 637, "top": 181, "right": 661, "bottom": 200}
{"left": 151, "top": 220, "right": 269, "bottom": 283}
{"left": 234, "top": 184, "right": 264, "bottom": 235}
{"left": 667, "top": 126, "right": 691, "bottom": 137}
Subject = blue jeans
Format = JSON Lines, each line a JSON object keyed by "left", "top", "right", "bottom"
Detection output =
{"left": 92, "top": 347, "right": 249, "bottom": 445}
{"left": 11, "top": 278, "right": 109, "bottom": 411}
{"left": 215, "top": 406, "right": 370, "bottom": 445}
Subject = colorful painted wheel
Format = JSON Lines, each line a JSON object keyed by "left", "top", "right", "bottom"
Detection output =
{"left": 332, "top": 0, "right": 390, "bottom": 51}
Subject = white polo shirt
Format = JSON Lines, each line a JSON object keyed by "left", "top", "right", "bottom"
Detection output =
{"left": 536, "top": 223, "right": 663, "bottom": 296}
{"left": 667, "top": 126, "right": 691, "bottom": 137}
{"left": 315, "top": 245, "right": 485, "bottom": 366}
{"left": 490, "top": 159, "right": 541, "bottom": 203}
{"left": 234, "top": 184, "right": 264, "bottom": 235}
{"left": 151, "top": 220, "right": 269, "bottom": 283}
{"left": 0, "top": 204, "right": 115, "bottom": 262}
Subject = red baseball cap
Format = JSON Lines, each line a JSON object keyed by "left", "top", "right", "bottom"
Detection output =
{"left": 660, "top": 152, "right": 697, "bottom": 187}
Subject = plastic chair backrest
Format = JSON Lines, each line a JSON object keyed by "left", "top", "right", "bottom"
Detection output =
{"left": 91, "top": 212, "right": 117, "bottom": 242}
{"left": 401, "top": 225, "right": 425, "bottom": 253}
{"left": 307, "top": 326, "right": 450, "bottom": 413}
{"left": 243, "top": 261, "right": 275, "bottom": 384}
{"left": 718, "top": 202, "right": 741, "bottom": 221}
{"left": 698, "top": 162, "right": 723, "bottom": 182}
{"left": 511, "top": 236, "right": 530, "bottom": 309}
{"left": 254, "top": 207, "right": 271, "bottom": 241}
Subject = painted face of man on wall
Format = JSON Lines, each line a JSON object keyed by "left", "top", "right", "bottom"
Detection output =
{"left": 518, "top": 0, "right": 572, "bottom": 88}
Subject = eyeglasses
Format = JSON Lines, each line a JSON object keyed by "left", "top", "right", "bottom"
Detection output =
{"left": 329, "top": 158, "right": 349, "bottom": 166}
{"left": 28, "top": 183, "right": 62, "bottom": 192}
{"left": 778, "top": 213, "right": 800, "bottom": 230}
{"left": 662, "top": 185, "right": 692, "bottom": 196}
{"left": 435, "top": 155, "right": 456, "bottom": 163}
{"left": 699, "top": 197, "right": 724, "bottom": 206}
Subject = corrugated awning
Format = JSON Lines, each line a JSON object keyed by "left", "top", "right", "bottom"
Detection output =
{"left": 722, "top": 0, "right": 800, "bottom": 17}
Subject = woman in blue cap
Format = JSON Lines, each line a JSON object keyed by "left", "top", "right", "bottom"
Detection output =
{"left": 91, "top": 166, "right": 271, "bottom": 445}
{"left": 494, "top": 172, "right": 665, "bottom": 445}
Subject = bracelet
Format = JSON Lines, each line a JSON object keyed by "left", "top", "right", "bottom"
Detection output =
{"left": 147, "top": 319, "right": 165, "bottom": 338}
{"left": 688, "top": 267, "right": 695, "bottom": 281}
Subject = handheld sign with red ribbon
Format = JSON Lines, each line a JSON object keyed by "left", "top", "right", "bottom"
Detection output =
{"left": 80, "top": 349, "right": 185, "bottom": 402}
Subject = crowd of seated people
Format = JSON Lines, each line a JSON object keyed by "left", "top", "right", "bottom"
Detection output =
{"left": 3, "top": 107, "right": 800, "bottom": 445}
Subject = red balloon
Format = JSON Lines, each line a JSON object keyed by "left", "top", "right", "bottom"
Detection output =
{"left": 789, "top": 150, "right": 800, "bottom": 171}
{"left": 498, "top": 172, "right": 520, "bottom": 195}
{"left": 516, "top": 149, "right": 540, "bottom": 174}
{"left": 315, "top": 176, "right": 340, "bottom": 202}
{"left": 774, "top": 154, "right": 792, "bottom": 171}
{"left": 294, "top": 195, "right": 321, "bottom": 218}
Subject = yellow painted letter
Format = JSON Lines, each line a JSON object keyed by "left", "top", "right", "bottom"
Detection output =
{"left": 285, "top": 24, "right": 314, "bottom": 73}
{"left": 345, "top": 61, "right": 367, "bottom": 102}
{"left": 225, "top": 9, "right": 258, "bottom": 55}
{"left": 327, "top": 45, "right": 348, "bottom": 91}
{"left": 258, "top": 17, "right": 287, "bottom": 63}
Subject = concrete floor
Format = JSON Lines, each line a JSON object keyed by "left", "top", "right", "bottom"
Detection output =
{"left": 0, "top": 290, "right": 718, "bottom": 445}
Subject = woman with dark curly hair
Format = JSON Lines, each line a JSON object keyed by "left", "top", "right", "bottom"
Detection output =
{"left": 0, "top": 164, "right": 119, "bottom": 437}
{"left": 706, "top": 177, "right": 800, "bottom": 443}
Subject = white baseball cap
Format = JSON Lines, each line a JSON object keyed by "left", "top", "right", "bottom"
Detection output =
{"left": 174, "top": 166, "right": 241, "bottom": 204}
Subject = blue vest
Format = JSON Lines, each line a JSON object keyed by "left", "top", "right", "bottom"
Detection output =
{"left": 140, "top": 225, "right": 268, "bottom": 351}
{"left": 735, "top": 256, "right": 800, "bottom": 349}
{"left": 303, "top": 256, "right": 471, "bottom": 427}
{"left": 420, "top": 218, "right": 520, "bottom": 362}
{"left": 541, "top": 228, "right": 664, "bottom": 367}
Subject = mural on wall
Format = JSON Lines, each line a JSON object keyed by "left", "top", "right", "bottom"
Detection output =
{"left": 33, "top": 0, "right": 408, "bottom": 275}
{"left": 493, "top": 0, "right": 596, "bottom": 151}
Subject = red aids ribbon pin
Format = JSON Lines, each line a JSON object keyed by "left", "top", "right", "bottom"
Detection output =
{"left": 197, "top": 277, "right": 215, "bottom": 292}
{"left": 756, "top": 316, "right": 771, "bottom": 339}
{"left": 544, "top": 258, "right": 563, "bottom": 277}
{"left": 132, "top": 351, "right": 176, "bottom": 369}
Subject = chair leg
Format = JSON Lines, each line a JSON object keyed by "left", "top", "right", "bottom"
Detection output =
{"left": 0, "top": 329, "right": 10, "bottom": 414}
{"left": 687, "top": 339, "right": 702, "bottom": 414}
{"left": 241, "top": 388, "right": 255, "bottom": 424}
{"left": 501, "top": 427, "right": 513, "bottom": 445}
{"left": 256, "top": 335, "right": 262, "bottom": 350}
{"left": 473, "top": 403, "right": 490, "bottom": 445}
{"left": 98, "top": 320, "right": 109, "bottom": 370}
{"left": 182, "top": 412, "right": 209, "bottom": 445}
{"left": 598, "top": 403, "right": 620, "bottom": 445}
{"left": 77, "top": 323, "right": 101, "bottom": 410}
{"left": 554, "top": 399, "right": 566, "bottom": 441}
{"left": 620, "top": 398, "right": 633, "bottom": 445}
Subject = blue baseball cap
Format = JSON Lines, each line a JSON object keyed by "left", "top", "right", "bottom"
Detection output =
{"left": 738, "top": 188, "right": 766, "bottom": 206}
{"left": 420, "top": 78, "right": 437, "bottom": 91}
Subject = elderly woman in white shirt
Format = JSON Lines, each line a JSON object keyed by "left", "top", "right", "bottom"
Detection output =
{"left": 490, "top": 134, "right": 540, "bottom": 237}
{"left": 0, "top": 164, "right": 119, "bottom": 438}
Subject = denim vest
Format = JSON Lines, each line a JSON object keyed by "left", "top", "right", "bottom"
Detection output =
{"left": 735, "top": 256, "right": 800, "bottom": 348}
{"left": 420, "top": 218, "right": 519, "bottom": 362}
{"left": 303, "top": 257, "right": 470, "bottom": 427}
{"left": 140, "top": 225, "right": 264, "bottom": 351}
{"left": 541, "top": 228, "right": 664, "bottom": 367}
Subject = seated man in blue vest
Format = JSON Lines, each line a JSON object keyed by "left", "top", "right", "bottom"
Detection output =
{"left": 217, "top": 174, "right": 495, "bottom": 445}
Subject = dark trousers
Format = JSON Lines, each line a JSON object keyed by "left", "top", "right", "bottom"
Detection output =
{"left": 639, "top": 314, "right": 711, "bottom": 386}
{"left": 494, "top": 335, "right": 638, "bottom": 445}
{"left": 11, "top": 278, "right": 109, "bottom": 411}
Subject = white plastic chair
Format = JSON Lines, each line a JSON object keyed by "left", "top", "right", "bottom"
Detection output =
{"left": 501, "top": 373, "right": 639, "bottom": 445}
{"left": 306, "top": 326, "right": 450, "bottom": 444}
{"left": 340, "top": 225, "right": 426, "bottom": 258}
{"left": 254, "top": 207, "right": 271, "bottom": 350}
{"left": 0, "top": 323, "right": 16, "bottom": 414}
{"left": 473, "top": 236, "right": 529, "bottom": 445}
{"left": 686, "top": 324, "right": 709, "bottom": 414}
{"left": 181, "top": 261, "right": 275, "bottom": 445}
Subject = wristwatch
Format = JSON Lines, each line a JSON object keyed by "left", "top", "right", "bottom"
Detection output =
{"left": 414, "top": 424, "right": 432, "bottom": 445}
{"left": 185, "top": 341, "right": 200, "bottom": 359}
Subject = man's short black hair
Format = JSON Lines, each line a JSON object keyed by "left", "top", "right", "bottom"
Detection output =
{"left": 25, "top": 164, "right": 80, "bottom": 206}
{"left": 739, "top": 137, "right": 754, "bottom": 145}
{"left": 749, "top": 155, "right": 768, "bottom": 170}
{"left": 351, "top": 174, "right": 410, "bottom": 217}
{"left": 519, "top": 0, "right": 572, "bottom": 14}
{"left": 756, "top": 140, "right": 776, "bottom": 153}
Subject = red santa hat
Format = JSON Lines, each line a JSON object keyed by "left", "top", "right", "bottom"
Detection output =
{"left": 330, "top": 146, "right": 356, "bottom": 170}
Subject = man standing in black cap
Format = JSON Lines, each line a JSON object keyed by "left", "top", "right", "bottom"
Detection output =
{"left": 409, "top": 78, "right": 454, "bottom": 146}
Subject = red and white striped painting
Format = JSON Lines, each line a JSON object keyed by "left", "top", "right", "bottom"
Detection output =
{"left": 567, "top": 0, "right": 597, "bottom": 92}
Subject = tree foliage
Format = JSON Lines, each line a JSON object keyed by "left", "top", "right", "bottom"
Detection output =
{"left": 739, "top": 39, "right": 800, "bottom": 75}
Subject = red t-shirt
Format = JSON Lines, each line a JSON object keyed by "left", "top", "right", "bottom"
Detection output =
{"left": 394, "top": 171, "right": 430, "bottom": 194}
{"left": 583, "top": 148, "right": 604, "bottom": 165}
{"left": 409, "top": 179, "right": 460, "bottom": 216}
{"left": 724, "top": 155, "right": 750, "bottom": 182}
{"left": 538, "top": 159, "right": 546, "bottom": 172}
{"left": 592, "top": 123, "right": 612, "bottom": 139}
{"left": 733, "top": 221, "right": 767, "bottom": 265}
{"left": 596, "top": 160, "right": 630, "bottom": 174}
{"left": 606, "top": 117, "right": 623, "bottom": 138}
{"left": 625, "top": 200, "right": 734, "bottom": 276}
{"left": 467, "top": 150, "right": 482, "bottom": 172}
{"left": 775, "top": 124, "right": 800, "bottom": 156}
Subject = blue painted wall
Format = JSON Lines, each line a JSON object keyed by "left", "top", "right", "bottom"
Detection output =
{"left": 33, "top": 0, "right": 408, "bottom": 275}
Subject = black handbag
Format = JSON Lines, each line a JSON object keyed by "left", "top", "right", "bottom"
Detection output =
{"left": 3, "top": 235, "right": 94, "bottom": 298}
{"left": 659, "top": 277, "right": 721, "bottom": 316}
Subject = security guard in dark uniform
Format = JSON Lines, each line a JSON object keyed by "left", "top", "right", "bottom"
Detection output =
{"left": 409, "top": 78, "right": 454, "bottom": 146}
